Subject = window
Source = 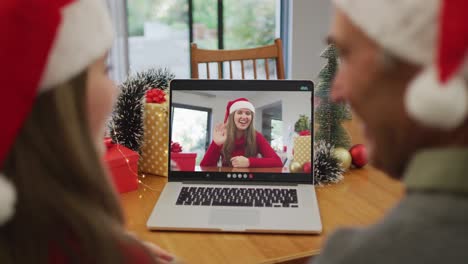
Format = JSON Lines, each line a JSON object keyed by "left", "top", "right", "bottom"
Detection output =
{"left": 127, "top": 0, "right": 190, "bottom": 77}
{"left": 126, "top": 0, "right": 283, "bottom": 78}
{"left": 171, "top": 104, "right": 211, "bottom": 165}
{"left": 270, "top": 119, "right": 283, "bottom": 151}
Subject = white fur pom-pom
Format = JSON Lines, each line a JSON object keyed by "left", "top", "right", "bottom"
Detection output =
{"left": 0, "top": 173, "right": 16, "bottom": 225}
{"left": 405, "top": 66, "right": 468, "bottom": 129}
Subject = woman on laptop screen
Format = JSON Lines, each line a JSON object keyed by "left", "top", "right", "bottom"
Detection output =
{"left": 200, "top": 98, "right": 283, "bottom": 168}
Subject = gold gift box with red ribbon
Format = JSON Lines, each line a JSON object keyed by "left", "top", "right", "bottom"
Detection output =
{"left": 139, "top": 89, "right": 169, "bottom": 177}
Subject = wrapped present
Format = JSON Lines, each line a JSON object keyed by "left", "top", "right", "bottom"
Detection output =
{"left": 171, "top": 153, "right": 197, "bottom": 171}
{"left": 104, "top": 139, "right": 139, "bottom": 193}
{"left": 139, "top": 90, "right": 169, "bottom": 176}
{"left": 293, "top": 135, "right": 311, "bottom": 167}
{"left": 170, "top": 142, "right": 196, "bottom": 171}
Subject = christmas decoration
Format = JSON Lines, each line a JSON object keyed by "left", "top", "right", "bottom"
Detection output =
{"left": 171, "top": 141, "right": 183, "bottom": 153}
{"left": 292, "top": 115, "right": 312, "bottom": 168}
{"left": 104, "top": 138, "right": 139, "bottom": 193}
{"left": 289, "top": 161, "right": 303, "bottom": 173}
{"left": 136, "top": 68, "right": 175, "bottom": 92}
{"left": 139, "top": 88, "right": 170, "bottom": 177}
{"left": 314, "top": 44, "right": 352, "bottom": 149}
{"left": 169, "top": 142, "right": 196, "bottom": 171}
{"left": 109, "top": 68, "right": 175, "bottom": 152}
{"left": 313, "top": 141, "right": 344, "bottom": 185}
{"left": 349, "top": 144, "right": 368, "bottom": 168}
{"left": 171, "top": 153, "right": 197, "bottom": 171}
{"left": 146, "top": 88, "right": 167, "bottom": 104}
{"left": 293, "top": 135, "right": 311, "bottom": 167}
{"left": 303, "top": 161, "right": 312, "bottom": 174}
{"left": 333, "top": 147, "right": 352, "bottom": 171}
{"left": 294, "top": 114, "right": 311, "bottom": 133}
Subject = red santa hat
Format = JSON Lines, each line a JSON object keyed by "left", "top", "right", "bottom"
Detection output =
{"left": 333, "top": 0, "right": 468, "bottom": 129}
{"left": 224, "top": 98, "right": 256, "bottom": 123}
{"left": 0, "top": 0, "right": 114, "bottom": 225}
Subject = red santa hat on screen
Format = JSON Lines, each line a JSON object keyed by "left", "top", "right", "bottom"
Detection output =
{"left": 333, "top": 0, "right": 468, "bottom": 129}
{"left": 224, "top": 98, "right": 256, "bottom": 123}
{"left": 0, "top": 0, "right": 114, "bottom": 225}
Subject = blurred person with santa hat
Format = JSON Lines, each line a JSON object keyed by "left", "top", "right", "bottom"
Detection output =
{"left": 312, "top": 0, "right": 468, "bottom": 263}
{"left": 0, "top": 1, "right": 179, "bottom": 263}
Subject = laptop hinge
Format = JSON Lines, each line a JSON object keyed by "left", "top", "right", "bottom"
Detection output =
{"left": 179, "top": 181, "right": 300, "bottom": 186}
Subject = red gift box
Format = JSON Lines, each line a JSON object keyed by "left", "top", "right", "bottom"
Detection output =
{"left": 104, "top": 142, "right": 139, "bottom": 193}
{"left": 171, "top": 153, "right": 197, "bottom": 171}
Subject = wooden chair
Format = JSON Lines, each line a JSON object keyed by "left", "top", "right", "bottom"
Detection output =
{"left": 190, "top": 38, "right": 285, "bottom": 80}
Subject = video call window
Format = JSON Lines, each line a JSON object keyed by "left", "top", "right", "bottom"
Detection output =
{"left": 171, "top": 90, "right": 312, "bottom": 173}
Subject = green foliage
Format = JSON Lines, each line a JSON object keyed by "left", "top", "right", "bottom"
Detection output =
{"left": 194, "top": 0, "right": 218, "bottom": 30}
{"left": 314, "top": 44, "right": 352, "bottom": 149}
{"left": 158, "top": 0, "right": 188, "bottom": 26}
{"left": 294, "top": 115, "right": 311, "bottom": 133}
{"left": 127, "top": 0, "right": 154, "bottom": 36}
{"left": 127, "top": 0, "right": 276, "bottom": 49}
{"left": 127, "top": 0, "right": 188, "bottom": 36}
{"left": 225, "top": 0, "right": 276, "bottom": 49}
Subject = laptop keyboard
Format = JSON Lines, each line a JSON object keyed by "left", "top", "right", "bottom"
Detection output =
{"left": 176, "top": 187, "right": 299, "bottom": 208}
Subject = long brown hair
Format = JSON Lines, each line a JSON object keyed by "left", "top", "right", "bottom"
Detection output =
{"left": 0, "top": 72, "right": 156, "bottom": 263}
{"left": 221, "top": 112, "right": 257, "bottom": 165}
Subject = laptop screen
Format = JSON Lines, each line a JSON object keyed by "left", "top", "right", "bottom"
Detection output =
{"left": 169, "top": 80, "right": 313, "bottom": 183}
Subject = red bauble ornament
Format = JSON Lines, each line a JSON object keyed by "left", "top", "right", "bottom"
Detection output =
{"left": 349, "top": 144, "right": 368, "bottom": 168}
{"left": 303, "top": 161, "right": 312, "bottom": 173}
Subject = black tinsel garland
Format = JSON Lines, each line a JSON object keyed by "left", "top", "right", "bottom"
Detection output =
{"left": 313, "top": 140, "right": 344, "bottom": 185}
{"left": 109, "top": 68, "right": 175, "bottom": 152}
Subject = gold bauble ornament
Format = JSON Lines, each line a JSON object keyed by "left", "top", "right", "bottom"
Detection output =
{"left": 333, "top": 147, "right": 352, "bottom": 171}
{"left": 289, "top": 161, "right": 303, "bottom": 173}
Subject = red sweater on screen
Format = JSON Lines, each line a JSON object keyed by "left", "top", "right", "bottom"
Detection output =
{"left": 200, "top": 132, "right": 283, "bottom": 168}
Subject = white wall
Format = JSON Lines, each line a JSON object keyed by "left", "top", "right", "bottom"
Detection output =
{"left": 290, "top": 0, "right": 332, "bottom": 80}
{"left": 172, "top": 91, "right": 226, "bottom": 126}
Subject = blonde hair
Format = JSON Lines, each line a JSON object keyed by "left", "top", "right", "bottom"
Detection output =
{"left": 0, "top": 72, "right": 156, "bottom": 263}
{"left": 221, "top": 112, "right": 257, "bottom": 165}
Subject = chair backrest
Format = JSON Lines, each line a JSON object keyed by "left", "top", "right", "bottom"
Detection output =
{"left": 190, "top": 38, "right": 285, "bottom": 80}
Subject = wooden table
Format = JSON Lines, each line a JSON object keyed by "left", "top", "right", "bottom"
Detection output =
{"left": 121, "top": 166, "right": 404, "bottom": 264}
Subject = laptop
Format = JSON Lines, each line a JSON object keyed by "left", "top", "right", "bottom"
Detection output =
{"left": 146, "top": 79, "right": 321, "bottom": 234}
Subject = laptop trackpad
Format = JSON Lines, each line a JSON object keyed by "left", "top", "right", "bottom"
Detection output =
{"left": 209, "top": 209, "right": 260, "bottom": 226}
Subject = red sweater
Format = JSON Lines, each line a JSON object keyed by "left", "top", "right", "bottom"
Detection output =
{"left": 49, "top": 239, "right": 156, "bottom": 263}
{"left": 200, "top": 132, "right": 283, "bottom": 168}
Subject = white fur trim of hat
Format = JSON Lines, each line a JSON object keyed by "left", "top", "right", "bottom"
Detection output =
{"left": 0, "top": 173, "right": 16, "bottom": 225}
{"left": 229, "top": 101, "right": 256, "bottom": 114}
{"left": 333, "top": 0, "right": 468, "bottom": 129}
{"left": 40, "top": 0, "right": 114, "bottom": 91}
